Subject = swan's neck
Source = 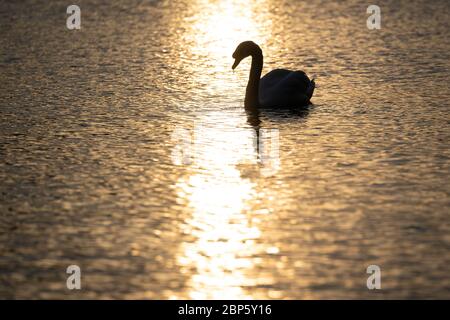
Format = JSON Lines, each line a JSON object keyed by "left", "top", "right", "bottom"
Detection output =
{"left": 245, "top": 50, "right": 263, "bottom": 108}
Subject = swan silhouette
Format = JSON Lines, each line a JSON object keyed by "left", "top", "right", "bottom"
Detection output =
{"left": 232, "top": 41, "right": 315, "bottom": 108}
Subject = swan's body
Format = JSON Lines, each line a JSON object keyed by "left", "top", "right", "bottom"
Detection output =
{"left": 259, "top": 69, "right": 312, "bottom": 107}
{"left": 232, "top": 41, "right": 315, "bottom": 108}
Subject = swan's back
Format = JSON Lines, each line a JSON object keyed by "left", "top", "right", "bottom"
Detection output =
{"left": 259, "top": 69, "right": 311, "bottom": 107}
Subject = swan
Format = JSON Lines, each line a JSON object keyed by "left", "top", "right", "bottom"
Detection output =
{"left": 232, "top": 41, "right": 315, "bottom": 108}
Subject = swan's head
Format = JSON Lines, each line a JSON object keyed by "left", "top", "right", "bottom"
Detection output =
{"left": 232, "top": 41, "right": 262, "bottom": 70}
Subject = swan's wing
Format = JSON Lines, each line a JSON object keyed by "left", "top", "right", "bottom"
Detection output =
{"left": 261, "top": 69, "right": 311, "bottom": 92}
{"left": 259, "top": 69, "right": 312, "bottom": 107}
{"left": 260, "top": 69, "right": 292, "bottom": 86}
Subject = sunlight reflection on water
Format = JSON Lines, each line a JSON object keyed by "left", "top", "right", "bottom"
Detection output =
{"left": 173, "top": 110, "right": 285, "bottom": 298}
{"left": 169, "top": 0, "right": 279, "bottom": 298}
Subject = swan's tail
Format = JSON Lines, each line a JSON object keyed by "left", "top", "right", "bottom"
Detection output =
{"left": 306, "top": 78, "right": 316, "bottom": 101}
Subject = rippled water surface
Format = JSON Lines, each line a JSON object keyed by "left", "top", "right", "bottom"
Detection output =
{"left": 1, "top": 0, "right": 449, "bottom": 299}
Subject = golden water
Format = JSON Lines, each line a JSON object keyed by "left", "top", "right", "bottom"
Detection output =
{"left": 0, "top": 0, "right": 449, "bottom": 299}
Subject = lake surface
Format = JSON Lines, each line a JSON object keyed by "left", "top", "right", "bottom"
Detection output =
{"left": 0, "top": 0, "right": 449, "bottom": 299}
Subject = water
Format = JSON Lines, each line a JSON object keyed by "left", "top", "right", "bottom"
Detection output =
{"left": 0, "top": 0, "right": 449, "bottom": 299}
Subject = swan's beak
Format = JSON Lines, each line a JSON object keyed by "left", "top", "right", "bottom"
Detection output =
{"left": 232, "top": 58, "right": 242, "bottom": 70}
